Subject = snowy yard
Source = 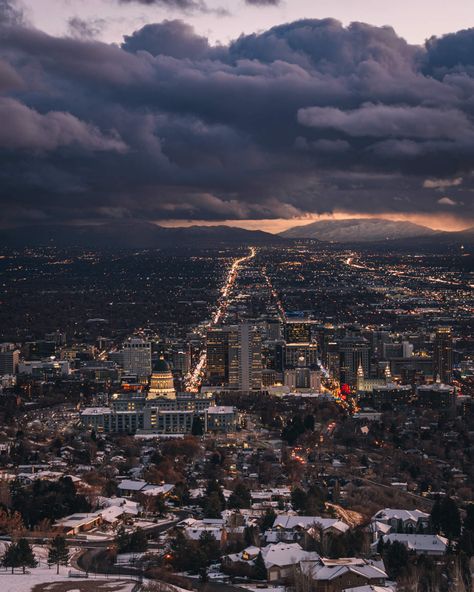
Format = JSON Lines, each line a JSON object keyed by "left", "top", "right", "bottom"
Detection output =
{"left": 0, "top": 564, "right": 137, "bottom": 592}
{"left": 0, "top": 542, "right": 138, "bottom": 592}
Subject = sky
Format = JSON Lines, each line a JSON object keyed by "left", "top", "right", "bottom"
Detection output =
{"left": 1, "top": 0, "right": 474, "bottom": 232}
{"left": 22, "top": 0, "right": 474, "bottom": 47}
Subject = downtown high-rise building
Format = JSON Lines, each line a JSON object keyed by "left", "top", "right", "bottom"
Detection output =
{"left": 284, "top": 320, "right": 316, "bottom": 344}
{"left": 121, "top": 338, "right": 152, "bottom": 379}
{"left": 0, "top": 343, "right": 19, "bottom": 376}
{"left": 338, "top": 336, "right": 370, "bottom": 386}
{"left": 433, "top": 327, "right": 453, "bottom": 384}
{"left": 228, "top": 323, "right": 262, "bottom": 392}
{"left": 206, "top": 327, "right": 231, "bottom": 386}
{"left": 172, "top": 348, "right": 191, "bottom": 377}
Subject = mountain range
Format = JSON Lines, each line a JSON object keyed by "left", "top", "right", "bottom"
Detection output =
{"left": 0, "top": 221, "right": 286, "bottom": 249}
{"left": 279, "top": 218, "right": 438, "bottom": 242}
{"left": 0, "top": 219, "right": 472, "bottom": 250}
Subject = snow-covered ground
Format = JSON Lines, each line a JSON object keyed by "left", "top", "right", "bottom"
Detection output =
{"left": 114, "top": 552, "right": 146, "bottom": 565}
{"left": 0, "top": 543, "right": 138, "bottom": 592}
{"left": 0, "top": 563, "right": 137, "bottom": 592}
{"left": 239, "top": 585, "right": 286, "bottom": 592}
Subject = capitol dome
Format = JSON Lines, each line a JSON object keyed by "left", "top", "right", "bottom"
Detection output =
{"left": 148, "top": 356, "right": 175, "bottom": 399}
{"left": 153, "top": 358, "right": 171, "bottom": 373}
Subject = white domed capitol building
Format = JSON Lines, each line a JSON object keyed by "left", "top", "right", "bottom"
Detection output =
{"left": 148, "top": 357, "right": 176, "bottom": 399}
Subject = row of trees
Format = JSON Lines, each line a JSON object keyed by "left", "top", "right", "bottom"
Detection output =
{"left": 429, "top": 497, "right": 474, "bottom": 559}
{"left": 291, "top": 485, "right": 326, "bottom": 515}
{"left": 115, "top": 526, "right": 149, "bottom": 553}
{"left": 9, "top": 476, "right": 90, "bottom": 528}
{"left": 281, "top": 414, "right": 316, "bottom": 445}
{"left": 378, "top": 539, "right": 472, "bottom": 592}
{"left": 203, "top": 479, "right": 252, "bottom": 518}
{"left": 1, "top": 535, "right": 69, "bottom": 574}
{"left": 168, "top": 530, "right": 220, "bottom": 576}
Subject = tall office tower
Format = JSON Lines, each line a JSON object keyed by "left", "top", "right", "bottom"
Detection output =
{"left": 265, "top": 319, "right": 282, "bottom": 341}
{"left": 262, "top": 340, "right": 285, "bottom": 373}
{"left": 317, "top": 326, "right": 335, "bottom": 365}
{"left": 0, "top": 343, "right": 19, "bottom": 375}
{"left": 326, "top": 341, "right": 340, "bottom": 380}
{"left": 172, "top": 348, "right": 191, "bottom": 377}
{"left": 122, "top": 338, "right": 152, "bottom": 379}
{"left": 228, "top": 323, "right": 262, "bottom": 392}
{"left": 383, "top": 341, "right": 414, "bottom": 360}
{"left": 371, "top": 330, "right": 391, "bottom": 358}
{"left": 24, "top": 340, "right": 56, "bottom": 360}
{"left": 206, "top": 327, "right": 231, "bottom": 385}
{"left": 44, "top": 331, "right": 67, "bottom": 346}
{"left": 284, "top": 321, "right": 314, "bottom": 344}
{"left": 433, "top": 327, "right": 453, "bottom": 384}
{"left": 285, "top": 343, "right": 319, "bottom": 369}
{"left": 339, "top": 336, "right": 370, "bottom": 386}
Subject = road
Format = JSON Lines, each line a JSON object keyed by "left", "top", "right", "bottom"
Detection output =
{"left": 344, "top": 254, "right": 468, "bottom": 288}
{"left": 185, "top": 246, "right": 257, "bottom": 392}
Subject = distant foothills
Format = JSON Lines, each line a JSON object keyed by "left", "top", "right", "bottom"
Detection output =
{"left": 0, "top": 218, "right": 473, "bottom": 250}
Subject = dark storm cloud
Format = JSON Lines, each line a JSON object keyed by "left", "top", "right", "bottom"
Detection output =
{"left": 119, "top": 0, "right": 198, "bottom": 6}
{"left": 245, "top": 0, "right": 281, "bottom": 5}
{"left": 0, "top": 16, "right": 474, "bottom": 225}
{"left": 122, "top": 20, "right": 211, "bottom": 58}
{"left": 118, "top": 0, "right": 209, "bottom": 12}
{"left": 68, "top": 17, "right": 107, "bottom": 39}
{"left": 0, "top": 0, "right": 23, "bottom": 26}
{"left": 425, "top": 28, "right": 474, "bottom": 73}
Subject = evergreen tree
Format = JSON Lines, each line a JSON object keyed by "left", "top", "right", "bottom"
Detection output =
{"left": 254, "top": 551, "right": 267, "bottom": 580}
{"left": 204, "top": 492, "right": 223, "bottom": 518}
{"left": 430, "top": 497, "right": 442, "bottom": 533}
{"left": 205, "top": 480, "right": 226, "bottom": 508}
{"left": 228, "top": 482, "right": 251, "bottom": 509}
{"left": 169, "top": 530, "right": 191, "bottom": 572}
{"left": 103, "top": 479, "right": 117, "bottom": 497}
{"left": 130, "top": 528, "right": 148, "bottom": 552}
{"left": 16, "top": 538, "right": 37, "bottom": 574}
{"left": 173, "top": 482, "right": 190, "bottom": 506}
{"left": 376, "top": 536, "right": 385, "bottom": 555}
{"left": 384, "top": 540, "right": 409, "bottom": 580}
{"left": 199, "top": 531, "right": 220, "bottom": 564}
{"left": 305, "top": 484, "right": 326, "bottom": 515}
{"left": 440, "top": 497, "right": 461, "bottom": 540}
{"left": 2, "top": 543, "right": 20, "bottom": 574}
{"left": 153, "top": 494, "right": 167, "bottom": 515}
{"left": 260, "top": 508, "right": 276, "bottom": 532}
{"left": 464, "top": 503, "right": 474, "bottom": 533}
{"left": 459, "top": 530, "right": 474, "bottom": 558}
{"left": 48, "top": 535, "right": 70, "bottom": 574}
{"left": 115, "top": 525, "right": 131, "bottom": 553}
{"left": 191, "top": 416, "right": 204, "bottom": 436}
{"left": 291, "top": 487, "right": 307, "bottom": 513}
{"left": 244, "top": 525, "right": 259, "bottom": 547}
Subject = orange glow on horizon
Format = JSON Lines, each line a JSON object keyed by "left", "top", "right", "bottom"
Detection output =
{"left": 154, "top": 211, "right": 473, "bottom": 234}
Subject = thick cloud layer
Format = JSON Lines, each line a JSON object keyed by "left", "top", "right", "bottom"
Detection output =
{"left": 0, "top": 13, "right": 473, "bottom": 226}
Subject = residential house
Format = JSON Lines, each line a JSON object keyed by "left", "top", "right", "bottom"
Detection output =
{"left": 266, "top": 515, "right": 349, "bottom": 548}
{"left": 303, "top": 558, "right": 388, "bottom": 592}
{"left": 371, "top": 509, "right": 429, "bottom": 534}
{"left": 372, "top": 533, "right": 448, "bottom": 556}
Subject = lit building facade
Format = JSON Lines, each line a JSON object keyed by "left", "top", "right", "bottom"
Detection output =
{"left": 148, "top": 357, "right": 175, "bottom": 399}
{"left": 122, "top": 338, "right": 152, "bottom": 380}
{"left": 433, "top": 327, "right": 453, "bottom": 384}
{"left": 228, "top": 323, "right": 262, "bottom": 392}
{"left": 81, "top": 390, "right": 237, "bottom": 435}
